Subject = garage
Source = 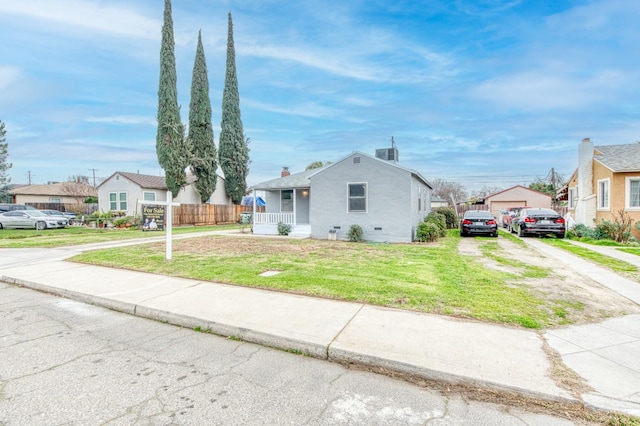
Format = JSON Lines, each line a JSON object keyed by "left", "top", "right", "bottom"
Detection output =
{"left": 484, "top": 185, "right": 553, "bottom": 219}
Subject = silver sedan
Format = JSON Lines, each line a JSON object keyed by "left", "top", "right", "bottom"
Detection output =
{"left": 0, "top": 210, "right": 68, "bottom": 230}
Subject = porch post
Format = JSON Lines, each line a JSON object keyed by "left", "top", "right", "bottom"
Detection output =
{"left": 293, "top": 188, "right": 297, "bottom": 226}
{"left": 252, "top": 190, "right": 256, "bottom": 219}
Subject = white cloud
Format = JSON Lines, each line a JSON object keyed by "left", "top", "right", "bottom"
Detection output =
{"left": 241, "top": 44, "right": 386, "bottom": 82}
{"left": 0, "top": 0, "right": 159, "bottom": 40}
{"left": 243, "top": 98, "right": 338, "bottom": 119}
{"left": 0, "top": 66, "right": 21, "bottom": 91}
{"left": 85, "top": 116, "right": 156, "bottom": 126}
{"left": 471, "top": 69, "right": 629, "bottom": 111}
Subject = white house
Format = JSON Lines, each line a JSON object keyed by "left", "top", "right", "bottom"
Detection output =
{"left": 251, "top": 147, "right": 433, "bottom": 242}
{"left": 97, "top": 171, "right": 230, "bottom": 216}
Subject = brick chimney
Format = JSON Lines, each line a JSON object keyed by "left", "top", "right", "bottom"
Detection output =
{"left": 281, "top": 167, "right": 290, "bottom": 177}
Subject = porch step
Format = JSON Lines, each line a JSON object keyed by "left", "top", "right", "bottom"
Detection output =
{"left": 289, "top": 224, "right": 311, "bottom": 238}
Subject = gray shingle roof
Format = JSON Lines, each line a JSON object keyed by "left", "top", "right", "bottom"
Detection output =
{"left": 251, "top": 151, "right": 432, "bottom": 190}
{"left": 594, "top": 143, "right": 640, "bottom": 172}
{"left": 251, "top": 167, "right": 324, "bottom": 190}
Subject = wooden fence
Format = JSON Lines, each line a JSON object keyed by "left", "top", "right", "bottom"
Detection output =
{"left": 171, "top": 204, "right": 264, "bottom": 226}
{"left": 26, "top": 202, "right": 98, "bottom": 215}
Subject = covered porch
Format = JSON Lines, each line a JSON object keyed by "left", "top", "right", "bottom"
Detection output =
{"left": 251, "top": 187, "right": 311, "bottom": 237}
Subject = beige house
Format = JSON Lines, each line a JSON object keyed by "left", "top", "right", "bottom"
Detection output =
{"left": 10, "top": 182, "right": 97, "bottom": 205}
{"left": 484, "top": 185, "right": 553, "bottom": 219}
{"left": 430, "top": 196, "right": 449, "bottom": 209}
{"left": 97, "top": 171, "right": 231, "bottom": 216}
{"left": 566, "top": 138, "right": 640, "bottom": 237}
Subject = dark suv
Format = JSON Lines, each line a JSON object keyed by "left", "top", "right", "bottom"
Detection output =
{"left": 0, "top": 204, "right": 36, "bottom": 212}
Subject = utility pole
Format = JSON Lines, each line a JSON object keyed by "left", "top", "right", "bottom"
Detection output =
{"left": 88, "top": 169, "right": 99, "bottom": 187}
{"left": 27, "top": 171, "right": 34, "bottom": 185}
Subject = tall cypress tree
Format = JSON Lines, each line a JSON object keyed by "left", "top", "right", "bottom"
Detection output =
{"left": 156, "top": 0, "right": 189, "bottom": 196}
{"left": 219, "top": 12, "right": 249, "bottom": 205}
{"left": 0, "top": 119, "right": 11, "bottom": 203}
{"left": 188, "top": 30, "right": 217, "bottom": 203}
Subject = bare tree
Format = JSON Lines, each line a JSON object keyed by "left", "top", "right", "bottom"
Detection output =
{"left": 61, "top": 181, "right": 98, "bottom": 206}
{"left": 472, "top": 185, "right": 504, "bottom": 199}
{"left": 429, "top": 178, "right": 467, "bottom": 205}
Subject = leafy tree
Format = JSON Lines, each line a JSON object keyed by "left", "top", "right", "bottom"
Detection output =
{"left": 0, "top": 119, "right": 11, "bottom": 203}
{"left": 156, "top": 0, "right": 189, "bottom": 196}
{"left": 218, "top": 12, "right": 250, "bottom": 204}
{"left": 188, "top": 30, "right": 217, "bottom": 203}
{"left": 305, "top": 161, "right": 332, "bottom": 170}
{"left": 528, "top": 181, "right": 555, "bottom": 196}
{"left": 429, "top": 178, "right": 467, "bottom": 205}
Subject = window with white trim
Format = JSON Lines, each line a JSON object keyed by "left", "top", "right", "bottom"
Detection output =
{"left": 627, "top": 177, "right": 640, "bottom": 209}
{"left": 49, "top": 197, "right": 61, "bottom": 203}
{"left": 143, "top": 192, "right": 156, "bottom": 201}
{"left": 348, "top": 183, "right": 366, "bottom": 212}
{"left": 568, "top": 187, "right": 577, "bottom": 209}
{"left": 281, "top": 190, "right": 293, "bottom": 212}
{"left": 109, "top": 192, "right": 128, "bottom": 211}
{"left": 597, "top": 179, "right": 609, "bottom": 210}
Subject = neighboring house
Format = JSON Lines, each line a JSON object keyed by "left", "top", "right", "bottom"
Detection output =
{"left": 566, "top": 138, "right": 640, "bottom": 237}
{"left": 97, "top": 171, "right": 230, "bottom": 216}
{"left": 251, "top": 148, "right": 433, "bottom": 242}
{"left": 430, "top": 196, "right": 449, "bottom": 209}
{"left": 10, "top": 181, "right": 97, "bottom": 205}
{"left": 484, "top": 185, "right": 553, "bottom": 219}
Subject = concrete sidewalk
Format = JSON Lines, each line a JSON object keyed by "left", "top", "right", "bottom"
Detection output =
{"left": 1, "top": 238, "right": 640, "bottom": 416}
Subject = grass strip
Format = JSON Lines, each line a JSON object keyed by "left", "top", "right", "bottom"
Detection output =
{"left": 542, "top": 239, "right": 639, "bottom": 275}
{"left": 0, "top": 224, "right": 239, "bottom": 248}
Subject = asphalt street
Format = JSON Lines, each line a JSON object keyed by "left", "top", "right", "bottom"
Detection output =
{"left": 0, "top": 284, "right": 576, "bottom": 425}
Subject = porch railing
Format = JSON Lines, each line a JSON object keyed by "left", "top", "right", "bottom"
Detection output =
{"left": 253, "top": 212, "right": 294, "bottom": 225}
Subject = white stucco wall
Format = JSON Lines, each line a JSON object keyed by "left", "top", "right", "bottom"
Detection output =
{"left": 575, "top": 138, "right": 596, "bottom": 226}
{"left": 309, "top": 153, "right": 430, "bottom": 243}
{"left": 97, "top": 174, "right": 168, "bottom": 216}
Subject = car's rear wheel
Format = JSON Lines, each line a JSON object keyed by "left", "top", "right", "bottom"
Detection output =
{"left": 0, "top": 223, "right": 3, "bottom": 229}
{"left": 492, "top": 232, "right": 498, "bottom": 238}
{"left": 517, "top": 226, "right": 526, "bottom": 238}
{"left": 556, "top": 233, "right": 565, "bottom": 239}
{"left": 36, "top": 221, "right": 46, "bottom": 231}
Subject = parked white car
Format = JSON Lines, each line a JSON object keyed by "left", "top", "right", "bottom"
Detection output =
{"left": 0, "top": 210, "right": 69, "bottom": 230}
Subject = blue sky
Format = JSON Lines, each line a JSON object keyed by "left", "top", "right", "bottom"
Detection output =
{"left": 1, "top": 0, "right": 639, "bottom": 193}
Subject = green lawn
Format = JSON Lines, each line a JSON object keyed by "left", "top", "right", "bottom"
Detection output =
{"left": 542, "top": 238, "right": 640, "bottom": 277}
{"left": 0, "top": 224, "right": 239, "bottom": 248}
{"left": 70, "top": 229, "right": 596, "bottom": 329}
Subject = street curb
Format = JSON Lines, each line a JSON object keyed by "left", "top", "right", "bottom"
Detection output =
{"left": 1, "top": 275, "right": 582, "bottom": 410}
{"left": 328, "top": 347, "right": 579, "bottom": 405}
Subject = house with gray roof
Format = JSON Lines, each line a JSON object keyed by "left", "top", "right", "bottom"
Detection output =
{"left": 566, "top": 138, "right": 640, "bottom": 238}
{"left": 250, "top": 147, "right": 433, "bottom": 242}
{"left": 97, "top": 171, "right": 230, "bottom": 216}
